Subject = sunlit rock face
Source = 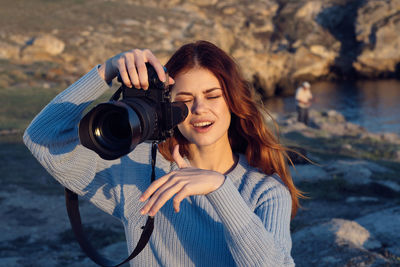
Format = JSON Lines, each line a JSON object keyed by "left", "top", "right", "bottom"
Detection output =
{"left": 0, "top": 0, "right": 399, "bottom": 94}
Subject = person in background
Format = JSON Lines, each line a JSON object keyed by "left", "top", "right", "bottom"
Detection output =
{"left": 295, "top": 81, "right": 313, "bottom": 125}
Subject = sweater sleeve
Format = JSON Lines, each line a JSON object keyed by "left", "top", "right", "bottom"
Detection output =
{"left": 23, "top": 66, "right": 138, "bottom": 221}
{"left": 206, "top": 176, "right": 294, "bottom": 267}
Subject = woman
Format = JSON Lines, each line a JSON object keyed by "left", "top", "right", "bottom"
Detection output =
{"left": 24, "top": 40, "right": 301, "bottom": 266}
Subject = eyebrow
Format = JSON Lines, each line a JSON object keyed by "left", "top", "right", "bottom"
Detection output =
{"left": 175, "top": 87, "right": 222, "bottom": 96}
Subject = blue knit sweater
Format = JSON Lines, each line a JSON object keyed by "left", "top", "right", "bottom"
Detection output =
{"left": 23, "top": 66, "right": 295, "bottom": 266}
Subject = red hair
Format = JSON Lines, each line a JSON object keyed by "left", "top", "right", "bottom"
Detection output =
{"left": 159, "top": 40, "right": 303, "bottom": 218}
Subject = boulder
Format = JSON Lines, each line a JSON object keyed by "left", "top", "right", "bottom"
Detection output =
{"left": 324, "top": 160, "right": 373, "bottom": 185}
{"left": 0, "top": 41, "right": 19, "bottom": 60}
{"left": 2, "top": 0, "right": 400, "bottom": 94}
{"left": 21, "top": 34, "right": 65, "bottom": 62}
{"left": 290, "top": 164, "right": 329, "bottom": 182}
{"left": 356, "top": 207, "right": 400, "bottom": 257}
{"left": 292, "top": 218, "right": 385, "bottom": 266}
{"left": 354, "top": 0, "right": 400, "bottom": 77}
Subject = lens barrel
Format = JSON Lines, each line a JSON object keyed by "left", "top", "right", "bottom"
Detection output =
{"left": 79, "top": 101, "right": 146, "bottom": 160}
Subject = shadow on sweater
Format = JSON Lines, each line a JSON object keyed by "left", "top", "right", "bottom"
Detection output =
{"left": 25, "top": 101, "right": 232, "bottom": 265}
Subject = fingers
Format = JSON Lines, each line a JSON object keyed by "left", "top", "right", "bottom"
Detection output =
{"left": 113, "top": 48, "right": 170, "bottom": 90}
{"left": 172, "top": 145, "right": 189, "bottom": 169}
{"left": 141, "top": 180, "right": 184, "bottom": 216}
{"left": 133, "top": 50, "right": 149, "bottom": 89}
{"left": 173, "top": 188, "right": 190, "bottom": 213}
{"left": 145, "top": 50, "right": 166, "bottom": 83}
{"left": 116, "top": 54, "right": 134, "bottom": 88}
{"left": 125, "top": 53, "right": 140, "bottom": 88}
{"left": 140, "top": 174, "right": 170, "bottom": 202}
{"left": 140, "top": 173, "right": 186, "bottom": 216}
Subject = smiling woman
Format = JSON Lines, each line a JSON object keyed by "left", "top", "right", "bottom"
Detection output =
{"left": 171, "top": 67, "right": 232, "bottom": 159}
{"left": 24, "top": 40, "right": 301, "bottom": 266}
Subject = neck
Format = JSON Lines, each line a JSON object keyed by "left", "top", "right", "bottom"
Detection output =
{"left": 187, "top": 139, "right": 237, "bottom": 174}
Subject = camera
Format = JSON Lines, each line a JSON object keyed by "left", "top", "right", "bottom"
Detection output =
{"left": 78, "top": 63, "right": 188, "bottom": 160}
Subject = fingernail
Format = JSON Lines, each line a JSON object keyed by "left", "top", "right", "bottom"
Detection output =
{"left": 140, "top": 209, "right": 145, "bottom": 215}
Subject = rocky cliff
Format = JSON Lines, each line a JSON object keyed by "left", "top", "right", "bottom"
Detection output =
{"left": 1, "top": 0, "right": 399, "bottom": 95}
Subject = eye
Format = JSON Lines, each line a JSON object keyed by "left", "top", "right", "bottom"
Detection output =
{"left": 207, "top": 95, "right": 222, "bottom": 100}
{"left": 176, "top": 98, "right": 193, "bottom": 103}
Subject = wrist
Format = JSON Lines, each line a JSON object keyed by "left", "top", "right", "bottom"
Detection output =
{"left": 97, "top": 63, "right": 107, "bottom": 82}
{"left": 213, "top": 173, "right": 226, "bottom": 192}
{"left": 98, "top": 60, "right": 117, "bottom": 84}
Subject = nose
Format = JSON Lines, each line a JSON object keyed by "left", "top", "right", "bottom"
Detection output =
{"left": 191, "top": 97, "right": 208, "bottom": 115}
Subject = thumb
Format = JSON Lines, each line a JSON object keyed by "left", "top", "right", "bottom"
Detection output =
{"left": 172, "top": 145, "right": 189, "bottom": 169}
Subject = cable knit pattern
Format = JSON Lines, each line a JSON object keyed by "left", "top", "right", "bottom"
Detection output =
{"left": 23, "top": 66, "right": 295, "bottom": 266}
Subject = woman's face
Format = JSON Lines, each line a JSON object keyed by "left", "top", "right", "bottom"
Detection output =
{"left": 171, "top": 67, "right": 231, "bottom": 148}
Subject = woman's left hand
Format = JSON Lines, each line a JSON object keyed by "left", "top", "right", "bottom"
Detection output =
{"left": 139, "top": 145, "right": 225, "bottom": 216}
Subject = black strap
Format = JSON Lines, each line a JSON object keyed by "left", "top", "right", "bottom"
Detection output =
{"left": 64, "top": 142, "right": 158, "bottom": 266}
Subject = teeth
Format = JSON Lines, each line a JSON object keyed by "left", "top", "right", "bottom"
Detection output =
{"left": 193, "top": 121, "right": 212, "bottom": 127}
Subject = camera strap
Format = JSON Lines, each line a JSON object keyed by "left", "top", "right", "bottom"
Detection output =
{"left": 64, "top": 142, "right": 158, "bottom": 266}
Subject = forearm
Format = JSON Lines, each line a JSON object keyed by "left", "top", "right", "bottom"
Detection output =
{"left": 23, "top": 66, "right": 127, "bottom": 217}
{"left": 206, "top": 178, "right": 294, "bottom": 266}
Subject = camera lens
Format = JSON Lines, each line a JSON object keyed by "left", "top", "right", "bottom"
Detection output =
{"left": 92, "top": 109, "right": 131, "bottom": 150}
{"left": 79, "top": 102, "right": 143, "bottom": 160}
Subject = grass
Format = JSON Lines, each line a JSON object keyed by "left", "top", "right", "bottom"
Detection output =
{"left": 0, "top": 86, "right": 62, "bottom": 131}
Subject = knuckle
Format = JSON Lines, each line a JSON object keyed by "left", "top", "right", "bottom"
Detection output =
{"left": 116, "top": 57, "right": 125, "bottom": 64}
{"left": 133, "top": 48, "right": 143, "bottom": 55}
{"left": 170, "top": 174, "right": 180, "bottom": 182}
{"left": 176, "top": 180, "right": 187, "bottom": 187}
{"left": 173, "top": 197, "right": 181, "bottom": 205}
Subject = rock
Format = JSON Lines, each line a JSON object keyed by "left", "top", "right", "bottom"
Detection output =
{"left": 295, "top": 1, "right": 323, "bottom": 19}
{"left": 324, "top": 160, "right": 373, "bottom": 185}
{"left": 0, "top": 257, "right": 20, "bottom": 266}
{"left": 356, "top": 207, "right": 400, "bottom": 257}
{"left": 0, "top": 41, "right": 20, "bottom": 60}
{"left": 345, "top": 196, "right": 380, "bottom": 203}
{"left": 396, "top": 150, "right": 400, "bottom": 161}
{"left": 21, "top": 34, "right": 65, "bottom": 61}
{"left": 332, "top": 159, "right": 390, "bottom": 174}
{"left": 354, "top": 0, "right": 400, "bottom": 77}
{"left": 290, "top": 164, "right": 329, "bottom": 182}
{"left": 341, "top": 143, "right": 353, "bottom": 150}
{"left": 380, "top": 132, "right": 400, "bottom": 144}
{"left": 292, "top": 218, "right": 383, "bottom": 266}
{"left": 373, "top": 180, "right": 400, "bottom": 193}
{"left": 1, "top": 0, "right": 399, "bottom": 95}
{"left": 188, "top": 0, "right": 217, "bottom": 6}
{"left": 292, "top": 46, "right": 337, "bottom": 80}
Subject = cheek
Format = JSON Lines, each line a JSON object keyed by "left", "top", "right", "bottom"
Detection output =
{"left": 220, "top": 102, "right": 231, "bottom": 123}
{"left": 177, "top": 116, "right": 191, "bottom": 133}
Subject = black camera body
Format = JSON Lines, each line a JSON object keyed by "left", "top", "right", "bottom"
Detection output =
{"left": 79, "top": 63, "right": 188, "bottom": 160}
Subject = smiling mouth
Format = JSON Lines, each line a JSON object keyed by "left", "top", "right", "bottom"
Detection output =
{"left": 192, "top": 121, "right": 214, "bottom": 128}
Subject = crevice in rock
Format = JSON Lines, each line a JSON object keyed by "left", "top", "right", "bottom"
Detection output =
{"left": 316, "top": 0, "right": 366, "bottom": 80}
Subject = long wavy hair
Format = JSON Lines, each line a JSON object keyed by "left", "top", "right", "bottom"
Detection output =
{"left": 158, "top": 40, "right": 303, "bottom": 218}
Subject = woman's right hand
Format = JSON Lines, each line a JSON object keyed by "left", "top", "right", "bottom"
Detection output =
{"left": 98, "top": 49, "right": 175, "bottom": 90}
